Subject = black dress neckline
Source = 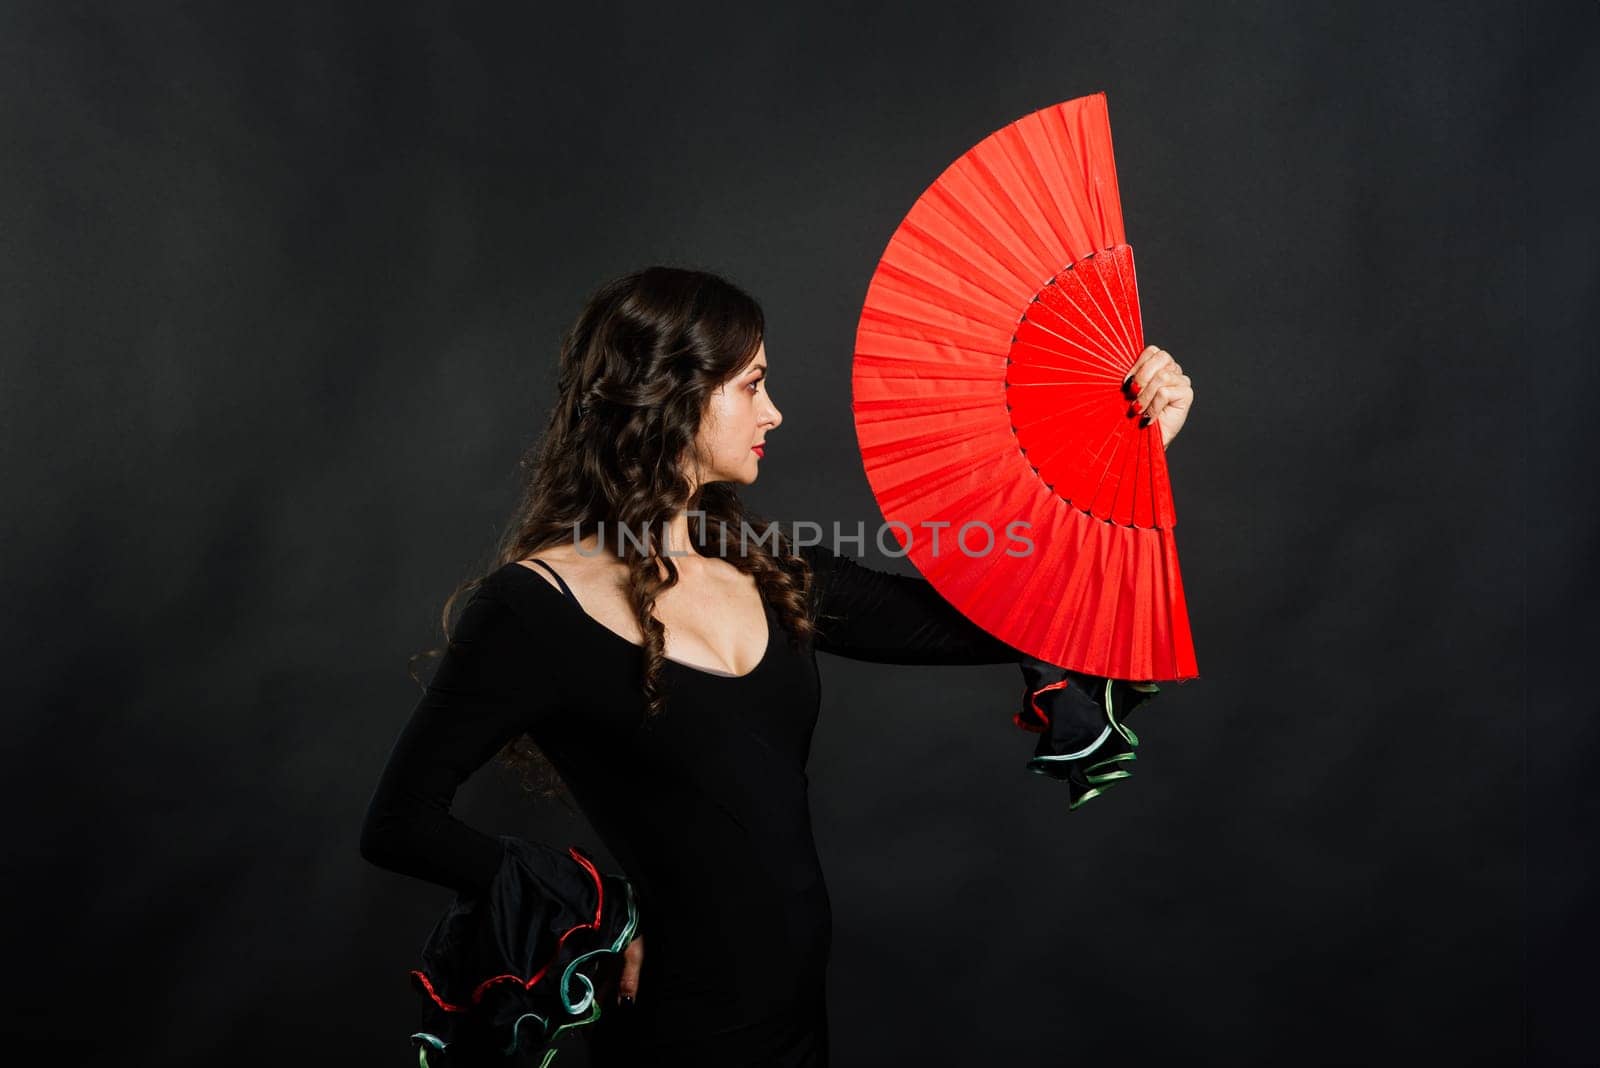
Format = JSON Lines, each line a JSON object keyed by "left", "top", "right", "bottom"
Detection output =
{"left": 497, "top": 560, "right": 775, "bottom": 680}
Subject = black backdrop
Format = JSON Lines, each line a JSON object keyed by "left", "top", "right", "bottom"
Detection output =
{"left": 3, "top": 3, "right": 1592, "bottom": 1065}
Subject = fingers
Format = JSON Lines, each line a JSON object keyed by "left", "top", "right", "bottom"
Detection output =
{"left": 617, "top": 935, "right": 644, "bottom": 1006}
{"left": 1126, "top": 347, "right": 1179, "bottom": 407}
{"left": 1124, "top": 344, "right": 1161, "bottom": 388}
{"left": 1126, "top": 344, "right": 1175, "bottom": 383}
{"left": 1126, "top": 347, "right": 1189, "bottom": 424}
{"left": 1141, "top": 380, "right": 1191, "bottom": 424}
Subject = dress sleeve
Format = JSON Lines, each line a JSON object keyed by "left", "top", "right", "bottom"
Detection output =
{"left": 798, "top": 541, "right": 1029, "bottom": 665}
{"left": 359, "top": 583, "right": 561, "bottom": 896}
{"left": 794, "top": 544, "right": 1168, "bottom": 810}
{"left": 361, "top": 582, "right": 642, "bottom": 1063}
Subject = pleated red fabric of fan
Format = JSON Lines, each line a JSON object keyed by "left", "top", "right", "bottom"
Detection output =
{"left": 851, "top": 92, "right": 1198, "bottom": 681}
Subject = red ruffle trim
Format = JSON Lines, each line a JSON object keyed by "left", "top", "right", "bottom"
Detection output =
{"left": 1015, "top": 677, "right": 1073, "bottom": 734}
{"left": 410, "top": 845, "right": 606, "bottom": 1014}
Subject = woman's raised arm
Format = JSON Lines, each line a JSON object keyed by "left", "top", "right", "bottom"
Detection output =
{"left": 797, "top": 540, "right": 1029, "bottom": 665}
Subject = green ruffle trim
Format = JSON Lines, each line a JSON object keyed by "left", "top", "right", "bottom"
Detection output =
{"left": 1026, "top": 678, "right": 1158, "bottom": 810}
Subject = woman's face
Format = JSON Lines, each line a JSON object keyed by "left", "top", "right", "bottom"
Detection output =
{"left": 689, "top": 342, "right": 783, "bottom": 487}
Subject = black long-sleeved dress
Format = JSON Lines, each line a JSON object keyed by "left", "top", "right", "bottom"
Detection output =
{"left": 360, "top": 541, "right": 1039, "bottom": 1065}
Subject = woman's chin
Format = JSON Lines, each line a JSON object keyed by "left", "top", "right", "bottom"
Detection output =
{"left": 705, "top": 468, "right": 758, "bottom": 487}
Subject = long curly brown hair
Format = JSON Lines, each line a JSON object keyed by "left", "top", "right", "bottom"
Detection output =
{"left": 410, "top": 266, "right": 818, "bottom": 798}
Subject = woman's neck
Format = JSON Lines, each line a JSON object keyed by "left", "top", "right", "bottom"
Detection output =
{"left": 658, "top": 509, "right": 696, "bottom": 560}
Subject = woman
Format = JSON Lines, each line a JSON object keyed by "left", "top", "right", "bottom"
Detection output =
{"left": 360, "top": 266, "right": 1194, "bottom": 1066}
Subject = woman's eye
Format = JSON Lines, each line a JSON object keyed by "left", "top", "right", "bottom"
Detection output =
{"left": 746, "top": 379, "right": 762, "bottom": 393}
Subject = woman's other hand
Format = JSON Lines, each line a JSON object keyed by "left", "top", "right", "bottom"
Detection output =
{"left": 617, "top": 935, "right": 643, "bottom": 1006}
{"left": 1126, "top": 346, "right": 1194, "bottom": 449}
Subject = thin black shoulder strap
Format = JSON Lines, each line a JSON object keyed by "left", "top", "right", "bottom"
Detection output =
{"left": 525, "top": 558, "right": 579, "bottom": 606}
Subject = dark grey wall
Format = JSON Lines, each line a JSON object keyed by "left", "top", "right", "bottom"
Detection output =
{"left": 3, "top": 2, "right": 1589, "bottom": 1065}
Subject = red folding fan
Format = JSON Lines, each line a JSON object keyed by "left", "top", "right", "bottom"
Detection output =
{"left": 850, "top": 92, "right": 1198, "bottom": 682}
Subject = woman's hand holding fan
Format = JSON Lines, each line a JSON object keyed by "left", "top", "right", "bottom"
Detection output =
{"left": 1126, "top": 345, "right": 1194, "bottom": 450}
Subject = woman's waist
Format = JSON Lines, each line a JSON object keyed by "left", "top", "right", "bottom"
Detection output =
{"left": 625, "top": 831, "right": 827, "bottom": 911}
{"left": 633, "top": 874, "right": 832, "bottom": 989}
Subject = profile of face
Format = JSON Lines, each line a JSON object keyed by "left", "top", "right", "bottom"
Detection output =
{"left": 687, "top": 342, "right": 783, "bottom": 489}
